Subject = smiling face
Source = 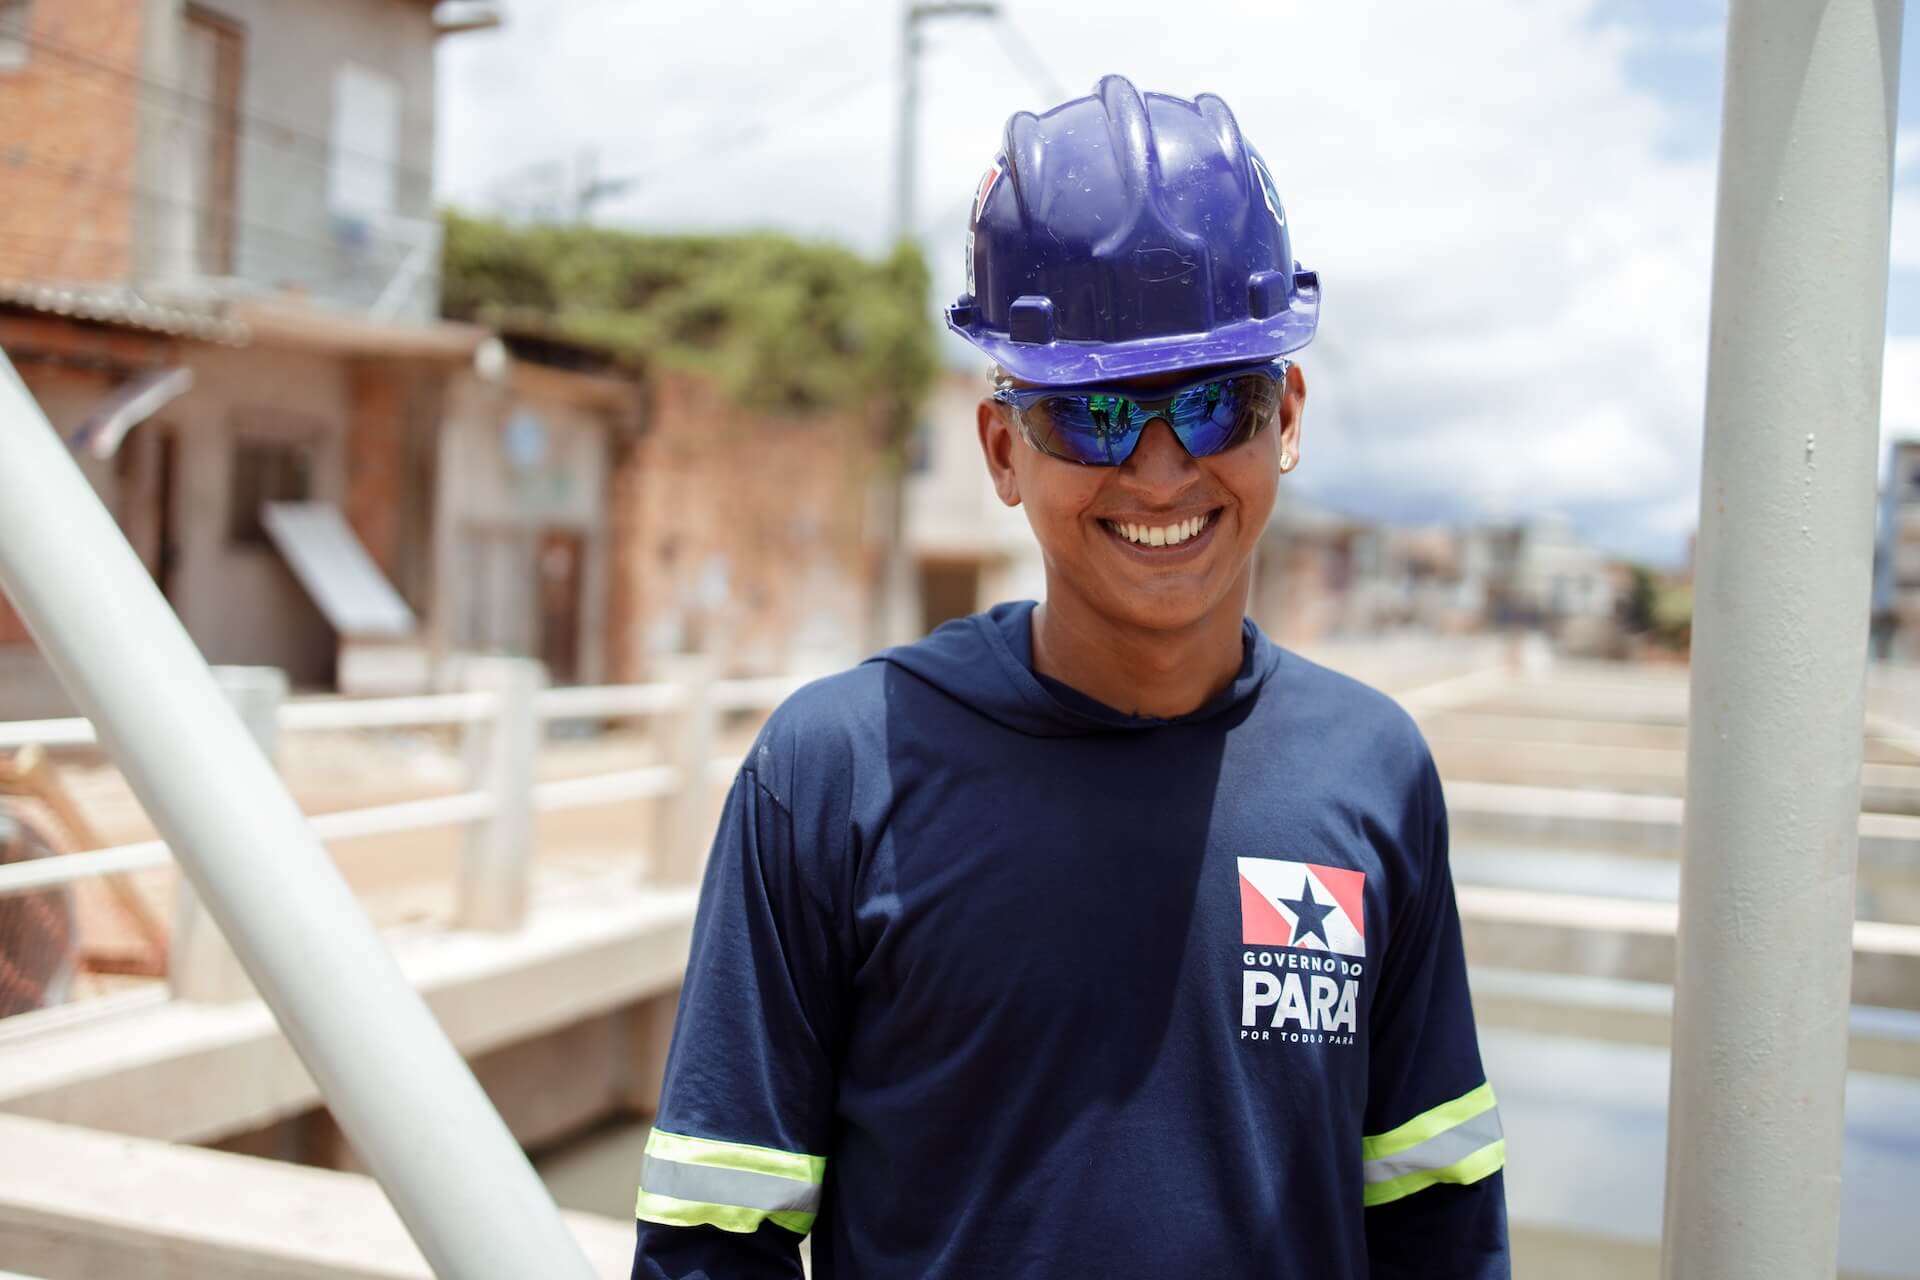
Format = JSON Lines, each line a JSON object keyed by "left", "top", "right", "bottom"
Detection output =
{"left": 978, "top": 361, "right": 1307, "bottom": 637}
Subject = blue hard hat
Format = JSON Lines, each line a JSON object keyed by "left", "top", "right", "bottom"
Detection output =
{"left": 948, "top": 74, "right": 1319, "bottom": 387}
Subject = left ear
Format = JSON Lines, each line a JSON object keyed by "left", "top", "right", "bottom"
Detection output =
{"left": 1278, "top": 361, "right": 1307, "bottom": 468}
{"left": 977, "top": 398, "right": 1023, "bottom": 507}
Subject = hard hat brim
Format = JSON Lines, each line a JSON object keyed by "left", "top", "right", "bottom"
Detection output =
{"left": 948, "top": 301, "right": 1319, "bottom": 388}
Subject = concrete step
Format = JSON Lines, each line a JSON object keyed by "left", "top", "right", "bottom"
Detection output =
{"left": 1458, "top": 884, "right": 1920, "bottom": 1011}
{"left": 0, "top": 876, "right": 696, "bottom": 1147}
{"left": 1445, "top": 782, "right": 1920, "bottom": 923}
{"left": 1454, "top": 841, "right": 1920, "bottom": 926}
{"left": 1433, "top": 736, "right": 1920, "bottom": 813}
{"left": 0, "top": 1111, "right": 637, "bottom": 1279}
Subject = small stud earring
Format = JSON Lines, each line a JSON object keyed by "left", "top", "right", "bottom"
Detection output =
{"left": 1279, "top": 450, "right": 1294, "bottom": 472}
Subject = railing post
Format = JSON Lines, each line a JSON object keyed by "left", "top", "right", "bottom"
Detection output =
{"left": 652, "top": 655, "right": 717, "bottom": 886}
{"left": 171, "top": 667, "right": 284, "bottom": 1003}
{"left": 455, "top": 656, "right": 543, "bottom": 932}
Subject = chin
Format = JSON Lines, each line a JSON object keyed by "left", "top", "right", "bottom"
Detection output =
{"left": 1094, "top": 585, "right": 1231, "bottom": 635}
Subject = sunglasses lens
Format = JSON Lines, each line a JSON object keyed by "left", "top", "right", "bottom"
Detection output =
{"left": 1168, "top": 374, "right": 1282, "bottom": 457}
{"left": 1020, "top": 391, "right": 1142, "bottom": 465}
{"left": 1008, "top": 365, "right": 1285, "bottom": 465}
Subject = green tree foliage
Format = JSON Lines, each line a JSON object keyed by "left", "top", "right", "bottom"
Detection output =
{"left": 1620, "top": 562, "right": 1691, "bottom": 651}
{"left": 441, "top": 211, "right": 938, "bottom": 441}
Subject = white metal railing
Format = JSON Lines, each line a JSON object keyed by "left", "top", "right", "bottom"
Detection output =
{"left": 0, "top": 662, "right": 797, "bottom": 936}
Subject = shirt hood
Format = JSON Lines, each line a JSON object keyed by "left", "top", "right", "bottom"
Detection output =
{"left": 867, "top": 599, "right": 1284, "bottom": 738}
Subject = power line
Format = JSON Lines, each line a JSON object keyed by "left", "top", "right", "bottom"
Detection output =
{"left": 0, "top": 154, "right": 440, "bottom": 282}
{"left": 0, "top": 19, "right": 437, "bottom": 196}
{"left": 512, "top": 67, "right": 888, "bottom": 220}
{"left": 990, "top": 16, "right": 1065, "bottom": 103}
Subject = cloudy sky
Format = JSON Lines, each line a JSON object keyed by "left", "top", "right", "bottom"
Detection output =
{"left": 438, "top": 0, "right": 1920, "bottom": 567}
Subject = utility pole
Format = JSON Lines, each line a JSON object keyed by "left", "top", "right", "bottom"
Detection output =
{"left": 894, "top": 1, "right": 998, "bottom": 245}
{"left": 876, "top": 0, "right": 998, "bottom": 648}
{"left": 1663, "top": 2, "right": 1904, "bottom": 1277}
{"left": 573, "top": 146, "right": 639, "bottom": 225}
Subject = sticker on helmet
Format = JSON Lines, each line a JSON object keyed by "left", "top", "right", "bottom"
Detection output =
{"left": 972, "top": 158, "right": 1004, "bottom": 226}
{"left": 1250, "top": 153, "right": 1286, "bottom": 230}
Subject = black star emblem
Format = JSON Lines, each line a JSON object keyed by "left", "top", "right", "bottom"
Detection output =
{"left": 1281, "top": 879, "right": 1335, "bottom": 949}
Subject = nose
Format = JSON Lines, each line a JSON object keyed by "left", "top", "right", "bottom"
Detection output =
{"left": 1122, "top": 416, "right": 1200, "bottom": 494}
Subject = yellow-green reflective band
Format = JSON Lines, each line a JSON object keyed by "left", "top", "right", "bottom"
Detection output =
{"left": 635, "top": 1187, "right": 815, "bottom": 1236}
{"left": 1361, "top": 1082, "right": 1498, "bottom": 1162}
{"left": 644, "top": 1128, "right": 826, "bottom": 1184}
{"left": 1362, "top": 1138, "right": 1506, "bottom": 1208}
{"left": 635, "top": 1129, "right": 827, "bottom": 1236}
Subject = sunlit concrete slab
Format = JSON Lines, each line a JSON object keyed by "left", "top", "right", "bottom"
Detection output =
{"left": 0, "top": 876, "right": 696, "bottom": 1145}
{"left": 1457, "top": 885, "right": 1920, "bottom": 1010}
{"left": 0, "top": 1112, "right": 636, "bottom": 1279}
{"left": 1469, "top": 967, "right": 1920, "bottom": 1079}
{"left": 1455, "top": 840, "right": 1920, "bottom": 928}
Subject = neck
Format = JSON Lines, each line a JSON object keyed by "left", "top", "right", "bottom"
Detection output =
{"left": 1030, "top": 576, "right": 1251, "bottom": 719}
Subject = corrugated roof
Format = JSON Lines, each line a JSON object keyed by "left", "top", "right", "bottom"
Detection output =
{"left": 0, "top": 280, "right": 251, "bottom": 346}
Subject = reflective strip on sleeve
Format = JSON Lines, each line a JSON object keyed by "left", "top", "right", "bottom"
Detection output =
{"left": 1361, "top": 1081, "right": 1505, "bottom": 1207}
{"left": 634, "top": 1128, "right": 826, "bottom": 1236}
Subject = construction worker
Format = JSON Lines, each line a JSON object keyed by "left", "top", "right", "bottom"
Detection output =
{"left": 631, "top": 75, "right": 1508, "bottom": 1278}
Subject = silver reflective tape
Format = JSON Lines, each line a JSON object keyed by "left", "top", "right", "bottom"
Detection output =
{"left": 640, "top": 1154, "right": 822, "bottom": 1214}
{"left": 1362, "top": 1106, "right": 1504, "bottom": 1186}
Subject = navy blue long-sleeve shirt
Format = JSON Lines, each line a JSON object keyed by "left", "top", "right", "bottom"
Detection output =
{"left": 632, "top": 602, "right": 1508, "bottom": 1278}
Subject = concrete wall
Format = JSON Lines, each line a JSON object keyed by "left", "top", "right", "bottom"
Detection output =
{"left": 433, "top": 366, "right": 619, "bottom": 684}
{"left": 135, "top": 0, "right": 440, "bottom": 315}
{"left": 165, "top": 342, "right": 348, "bottom": 683}
{"left": 0, "top": 0, "right": 144, "bottom": 285}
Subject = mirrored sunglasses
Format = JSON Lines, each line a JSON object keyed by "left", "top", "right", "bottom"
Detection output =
{"left": 992, "top": 359, "right": 1290, "bottom": 467}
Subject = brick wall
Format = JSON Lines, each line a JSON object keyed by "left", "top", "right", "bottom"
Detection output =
{"left": 345, "top": 362, "right": 405, "bottom": 579}
{"left": 0, "top": 0, "right": 145, "bottom": 284}
{"left": 604, "top": 371, "right": 882, "bottom": 682}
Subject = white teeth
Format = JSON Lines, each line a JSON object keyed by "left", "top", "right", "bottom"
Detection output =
{"left": 1109, "top": 513, "right": 1209, "bottom": 546}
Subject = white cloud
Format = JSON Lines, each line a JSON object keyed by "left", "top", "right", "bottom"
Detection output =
{"left": 438, "top": 0, "right": 1915, "bottom": 568}
{"left": 1892, "top": 186, "right": 1920, "bottom": 273}
{"left": 1886, "top": 336, "right": 1920, "bottom": 440}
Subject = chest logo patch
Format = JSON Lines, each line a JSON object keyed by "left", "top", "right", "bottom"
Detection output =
{"left": 1235, "top": 857, "right": 1366, "bottom": 1046}
{"left": 1238, "top": 857, "right": 1366, "bottom": 957}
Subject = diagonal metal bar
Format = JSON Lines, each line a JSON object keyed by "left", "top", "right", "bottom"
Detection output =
{"left": 0, "top": 349, "right": 595, "bottom": 1279}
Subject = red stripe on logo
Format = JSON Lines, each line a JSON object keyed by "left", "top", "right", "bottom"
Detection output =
{"left": 1308, "top": 863, "right": 1366, "bottom": 940}
{"left": 1240, "top": 873, "right": 1296, "bottom": 946}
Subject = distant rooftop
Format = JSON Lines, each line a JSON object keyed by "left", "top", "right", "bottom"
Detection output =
{"left": 0, "top": 280, "right": 249, "bottom": 347}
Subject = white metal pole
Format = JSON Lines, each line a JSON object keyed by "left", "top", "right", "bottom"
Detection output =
{"left": 1664, "top": 3, "right": 1904, "bottom": 1277}
{"left": 170, "top": 666, "right": 285, "bottom": 1003}
{"left": 0, "top": 351, "right": 596, "bottom": 1280}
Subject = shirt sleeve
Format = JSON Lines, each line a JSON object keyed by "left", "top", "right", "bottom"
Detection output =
{"left": 1363, "top": 748, "right": 1510, "bottom": 1278}
{"left": 631, "top": 763, "right": 847, "bottom": 1280}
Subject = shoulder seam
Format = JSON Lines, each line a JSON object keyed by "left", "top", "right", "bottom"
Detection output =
{"left": 738, "top": 760, "right": 794, "bottom": 817}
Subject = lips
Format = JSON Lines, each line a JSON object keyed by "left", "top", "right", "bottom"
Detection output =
{"left": 1098, "top": 507, "right": 1224, "bottom": 557}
